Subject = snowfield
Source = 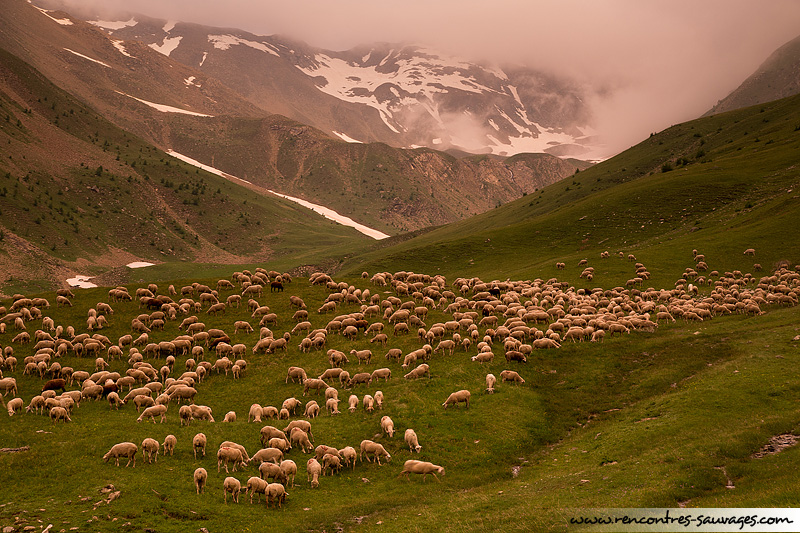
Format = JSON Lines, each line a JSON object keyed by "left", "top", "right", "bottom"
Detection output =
{"left": 115, "top": 91, "right": 213, "bottom": 117}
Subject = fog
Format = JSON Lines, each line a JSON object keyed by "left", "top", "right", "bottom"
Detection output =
{"left": 59, "top": 0, "right": 800, "bottom": 156}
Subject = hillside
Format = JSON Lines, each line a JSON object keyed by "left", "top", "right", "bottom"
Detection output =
{"left": 0, "top": 0, "right": 587, "bottom": 235}
{"left": 706, "top": 33, "right": 800, "bottom": 116}
{"left": 340, "top": 91, "right": 800, "bottom": 286}
{"left": 0, "top": 46, "right": 370, "bottom": 295}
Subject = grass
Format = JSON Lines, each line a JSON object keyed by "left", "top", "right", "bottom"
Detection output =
{"left": 0, "top": 257, "right": 798, "bottom": 532}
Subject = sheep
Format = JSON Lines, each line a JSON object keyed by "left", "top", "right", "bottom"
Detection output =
{"left": 399, "top": 460, "right": 445, "bottom": 482}
{"left": 404, "top": 428, "right": 422, "bottom": 453}
{"left": 251, "top": 447, "right": 284, "bottom": 466}
{"left": 179, "top": 405, "right": 193, "bottom": 426}
{"left": 359, "top": 440, "right": 391, "bottom": 465}
{"left": 248, "top": 403, "right": 264, "bottom": 423}
{"left": 245, "top": 476, "right": 269, "bottom": 504}
{"left": 304, "top": 400, "right": 320, "bottom": 418}
{"left": 384, "top": 348, "right": 402, "bottom": 362}
{"left": 161, "top": 434, "right": 176, "bottom": 456}
{"left": 223, "top": 476, "right": 241, "bottom": 503}
{"left": 350, "top": 349, "right": 373, "bottom": 365}
{"left": 103, "top": 442, "right": 138, "bottom": 467}
{"left": 348, "top": 372, "right": 371, "bottom": 387}
{"left": 348, "top": 394, "right": 359, "bottom": 413}
{"left": 499, "top": 370, "right": 525, "bottom": 385}
{"left": 303, "top": 378, "right": 328, "bottom": 396}
{"left": 217, "top": 446, "right": 246, "bottom": 473}
{"left": 262, "top": 406, "right": 279, "bottom": 419}
{"left": 370, "top": 368, "right": 391, "bottom": 383}
{"left": 194, "top": 467, "right": 208, "bottom": 494}
{"left": 404, "top": 363, "right": 430, "bottom": 380}
{"left": 141, "top": 438, "right": 160, "bottom": 463}
{"left": 380, "top": 415, "right": 395, "bottom": 437}
{"left": 338, "top": 446, "right": 358, "bottom": 471}
{"left": 267, "top": 483, "right": 288, "bottom": 509}
{"left": 190, "top": 404, "right": 215, "bottom": 422}
{"left": 363, "top": 394, "right": 375, "bottom": 412}
{"left": 443, "top": 389, "right": 471, "bottom": 409}
{"left": 50, "top": 406, "right": 71, "bottom": 424}
{"left": 471, "top": 351, "right": 494, "bottom": 363}
{"left": 193, "top": 433, "right": 207, "bottom": 459}
{"left": 307, "top": 458, "right": 322, "bottom": 488}
{"left": 137, "top": 404, "right": 167, "bottom": 423}
{"left": 485, "top": 373, "right": 496, "bottom": 394}
{"left": 322, "top": 453, "right": 342, "bottom": 476}
{"left": 280, "top": 460, "right": 297, "bottom": 488}
{"left": 374, "top": 390, "right": 384, "bottom": 410}
{"left": 0, "top": 377, "right": 18, "bottom": 397}
{"left": 7, "top": 397, "right": 23, "bottom": 416}
{"left": 281, "top": 397, "right": 302, "bottom": 416}
{"left": 223, "top": 411, "right": 237, "bottom": 423}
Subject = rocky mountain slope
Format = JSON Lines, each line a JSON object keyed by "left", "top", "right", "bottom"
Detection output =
{"left": 42, "top": 2, "right": 597, "bottom": 157}
{"left": 705, "top": 33, "right": 800, "bottom": 116}
{"left": 0, "top": 0, "right": 589, "bottom": 236}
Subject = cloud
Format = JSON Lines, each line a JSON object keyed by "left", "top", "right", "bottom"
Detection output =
{"left": 53, "top": 0, "right": 800, "bottom": 156}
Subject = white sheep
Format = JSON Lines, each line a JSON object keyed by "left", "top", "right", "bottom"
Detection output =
{"left": 193, "top": 433, "right": 207, "bottom": 459}
{"left": 280, "top": 460, "right": 297, "bottom": 488}
{"left": 306, "top": 457, "right": 322, "bottom": 488}
{"left": 267, "top": 482, "right": 288, "bottom": 509}
{"left": 103, "top": 442, "right": 138, "bottom": 467}
{"left": 137, "top": 404, "right": 167, "bottom": 423}
{"left": 485, "top": 373, "right": 496, "bottom": 394}
{"left": 223, "top": 411, "right": 237, "bottom": 423}
{"left": 400, "top": 460, "right": 445, "bottom": 482}
{"left": 162, "top": 434, "right": 176, "bottom": 456}
{"left": 380, "top": 415, "right": 395, "bottom": 437}
{"left": 194, "top": 467, "right": 207, "bottom": 494}
{"left": 223, "top": 476, "right": 241, "bottom": 503}
{"left": 348, "top": 394, "right": 359, "bottom": 413}
{"left": 141, "top": 437, "right": 160, "bottom": 463}
{"left": 6, "top": 397, "right": 23, "bottom": 416}
{"left": 442, "top": 389, "right": 471, "bottom": 409}
{"left": 245, "top": 476, "right": 269, "bottom": 504}
{"left": 404, "top": 428, "right": 422, "bottom": 453}
{"left": 359, "top": 440, "right": 391, "bottom": 465}
{"left": 374, "top": 390, "right": 384, "bottom": 410}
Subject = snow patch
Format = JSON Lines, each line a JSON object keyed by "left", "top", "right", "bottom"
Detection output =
{"left": 184, "top": 76, "right": 201, "bottom": 88}
{"left": 63, "top": 48, "right": 111, "bottom": 68}
{"left": 208, "top": 35, "right": 279, "bottom": 57}
{"left": 163, "top": 21, "right": 176, "bottom": 33}
{"left": 111, "top": 40, "right": 133, "bottom": 58}
{"left": 66, "top": 275, "right": 97, "bottom": 289}
{"left": 32, "top": 5, "right": 72, "bottom": 25}
{"left": 149, "top": 36, "right": 182, "bottom": 57}
{"left": 332, "top": 131, "right": 363, "bottom": 143}
{"left": 127, "top": 261, "right": 155, "bottom": 269}
{"left": 199, "top": 52, "right": 208, "bottom": 67}
{"left": 166, "top": 150, "right": 389, "bottom": 240}
{"left": 88, "top": 17, "right": 137, "bottom": 31}
{"left": 116, "top": 91, "right": 213, "bottom": 117}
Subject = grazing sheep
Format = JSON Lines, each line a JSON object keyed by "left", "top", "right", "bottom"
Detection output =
{"left": 7, "top": 397, "right": 23, "bottom": 416}
{"left": 194, "top": 467, "right": 208, "bottom": 494}
{"left": 443, "top": 389, "right": 471, "bottom": 409}
{"left": 369, "top": 368, "right": 391, "bottom": 383}
{"left": 359, "top": 440, "right": 391, "bottom": 465}
{"left": 404, "top": 428, "right": 422, "bottom": 453}
{"left": 162, "top": 434, "right": 176, "bottom": 456}
{"left": 223, "top": 411, "right": 237, "bottom": 423}
{"left": 363, "top": 394, "right": 375, "bottom": 412}
{"left": 339, "top": 446, "right": 358, "bottom": 471}
{"left": 179, "top": 405, "right": 193, "bottom": 426}
{"left": 141, "top": 438, "right": 160, "bottom": 463}
{"left": 322, "top": 453, "right": 342, "bottom": 476}
{"left": 404, "top": 363, "right": 430, "bottom": 380}
{"left": 217, "top": 447, "right": 246, "bottom": 473}
{"left": 281, "top": 397, "right": 302, "bottom": 415}
{"left": 280, "top": 460, "right": 297, "bottom": 488}
{"left": 223, "top": 476, "right": 241, "bottom": 503}
{"left": 189, "top": 404, "right": 215, "bottom": 422}
{"left": 400, "top": 460, "right": 445, "bottom": 482}
{"left": 137, "top": 404, "right": 167, "bottom": 423}
{"left": 50, "top": 405, "right": 71, "bottom": 423}
{"left": 349, "top": 372, "right": 371, "bottom": 387}
{"left": 380, "top": 415, "right": 395, "bottom": 437}
{"left": 248, "top": 403, "right": 263, "bottom": 423}
{"left": 348, "top": 394, "right": 359, "bottom": 413}
{"left": 267, "top": 483, "right": 288, "bottom": 509}
{"left": 251, "top": 447, "right": 284, "bottom": 466}
{"left": 103, "top": 442, "right": 138, "bottom": 467}
{"left": 245, "top": 476, "right": 269, "bottom": 504}
{"left": 374, "top": 390, "right": 384, "bottom": 410}
{"left": 499, "top": 370, "right": 525, "bottom": 385}
{"left": 307, "top": 457, "right": 322, "bottom": 488}
{"left": 0, "top": 377, "right": 18, "bottom": 397}
{"left": 485, "top": 373, "right": 496, "bottom": 394}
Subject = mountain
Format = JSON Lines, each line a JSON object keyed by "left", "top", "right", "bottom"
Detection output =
{"left": 41, "top": 2, "right": 597, "bottom": 158}
{"left": 705, "top": 33, "right": 800, "bottom": 116}
{"left": 0, "top": 0, "right": 589, "bottom": 236}
{"left": 340, "top": 91, "right": 800, "bottom": 284}
{"left": 0, "top": 43, "right": 369, "bottom": 294}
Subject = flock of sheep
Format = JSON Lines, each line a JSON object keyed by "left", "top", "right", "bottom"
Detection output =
{"left": 1, "top": 248, "right": 797, "bottom": 509}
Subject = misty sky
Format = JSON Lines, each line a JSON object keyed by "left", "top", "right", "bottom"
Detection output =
{"left": 77, "top": 0, "right": 800, "bottom": 156}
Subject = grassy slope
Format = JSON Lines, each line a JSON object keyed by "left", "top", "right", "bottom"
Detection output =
{"left": 0, "top": 271, "right": 797, "bottom": 533}
{"left": 339, "top": 93, "right": 800, "bottom": 286}
{"left": 0, "top": 47, "right": 370, "bottom": 295}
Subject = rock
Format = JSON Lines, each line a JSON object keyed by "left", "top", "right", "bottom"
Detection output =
{"left": 4, "top": 526, "right": 15, "bottom": 533}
